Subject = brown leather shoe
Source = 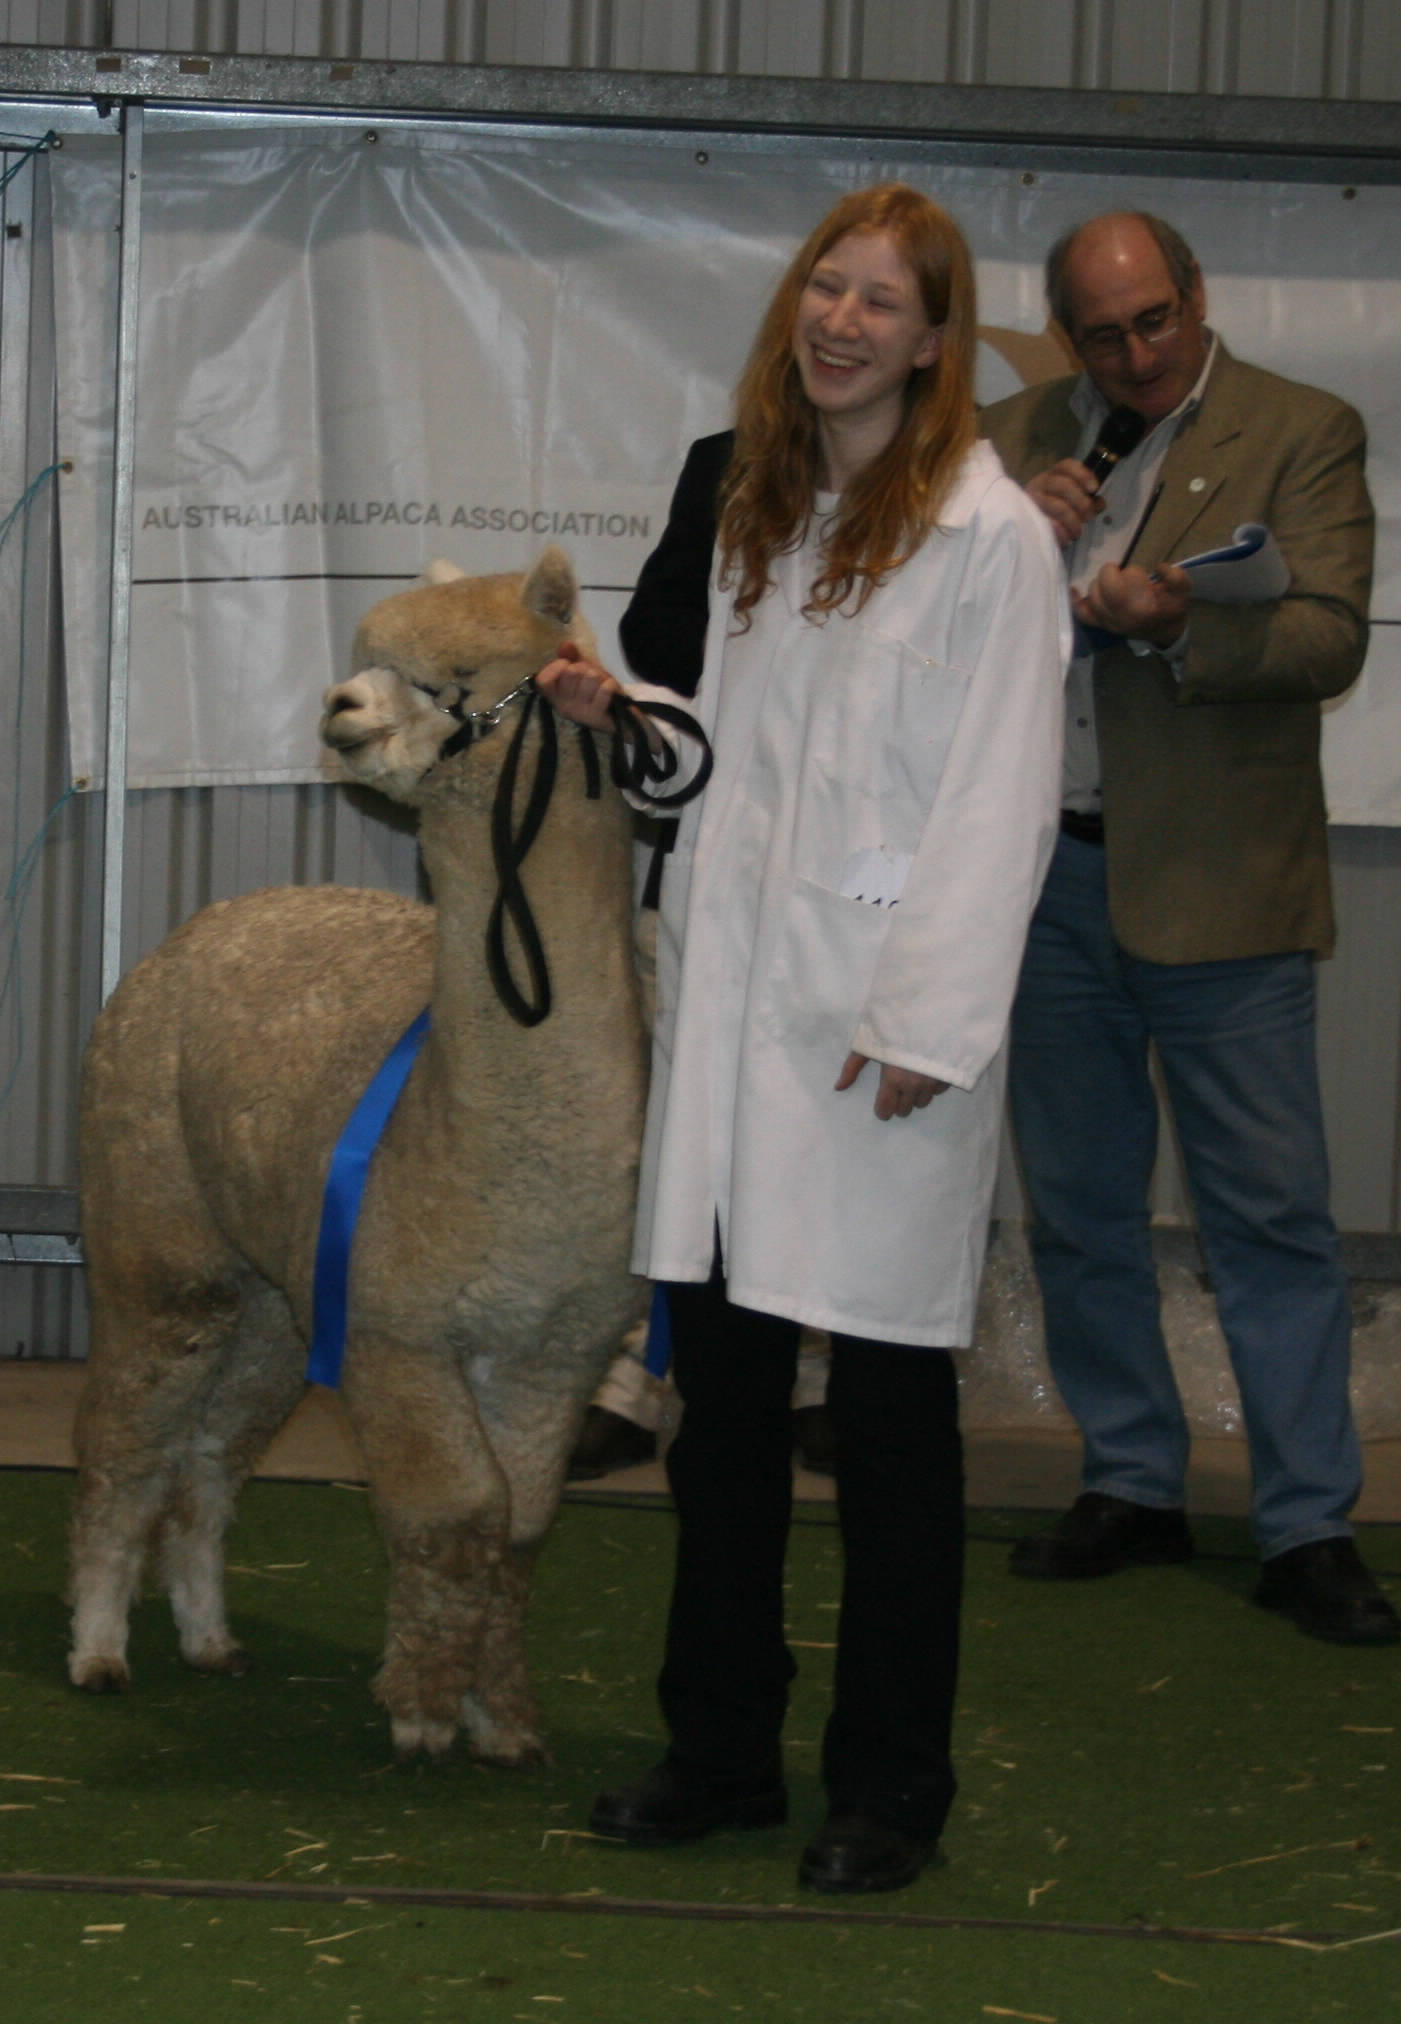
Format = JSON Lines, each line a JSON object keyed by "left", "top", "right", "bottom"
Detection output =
{"left": 1255, "top": 1537, "right": 1400, "bottom": 1646}
{"left": 1009, "top": 1492, "right": 1194, "bottom": 1579}
{"left": 798, "top": 1811, "right": 936, "bottom": 1894}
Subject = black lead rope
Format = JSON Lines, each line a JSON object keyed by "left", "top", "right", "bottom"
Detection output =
{"left": 483, "top": 681, "right": 714, "bottom": 1028}
{"left": 601, "top": 694, "right": 716, "bottom": 807}
{"left": 485, "top": 684, "right": 560, "bottom": 1026}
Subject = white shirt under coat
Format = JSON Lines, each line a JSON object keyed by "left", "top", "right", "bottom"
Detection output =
{"left": 1061, "top": 337, "right": 1216, "bottom": 812}
{"left": 623, "top": 440, "right": 1070, "bottom": 1347}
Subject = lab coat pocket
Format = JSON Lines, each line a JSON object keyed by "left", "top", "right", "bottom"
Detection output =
{"left": 758, "top": 873, "right": 892, "bottom": 1055}
{"left": 792, "top": 626, "right": 967, "bottom": 891}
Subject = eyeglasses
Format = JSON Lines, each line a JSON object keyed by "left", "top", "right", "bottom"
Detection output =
{"left": 1075, "top": 297, "right": 1184, "bottom": 362}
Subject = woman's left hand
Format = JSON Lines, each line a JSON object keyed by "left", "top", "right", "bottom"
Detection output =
{"left": 535, "top": 642, "right": 625, "bottom": 730}
{"left": 536, "top": 642, "right": 667, "bottom": 754}
{"left": 836, "top": 1052, "right": 949, "bottom": 1121}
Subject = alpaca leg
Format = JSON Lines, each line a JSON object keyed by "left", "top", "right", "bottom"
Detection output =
{"left": 68, "top": 1278, "right": 242, "bottom": 1692}
{"left": 340, "top": 1340, "right": 509, "bottom": 1759}
{"left": 160, "top": 1277, "right": 307, "bottom": 1673}
{"left": 69, "top": 1458, "right": 178, "bottom": 1692}
{"left": 159, "top": 1468, "right": 252, "bottom": 1676}
{"left": 459, "top": 1541, "right": 545, "bottom": 1766}
{"left": 459, "top": 1373, "right": 593, "bottom": 1765}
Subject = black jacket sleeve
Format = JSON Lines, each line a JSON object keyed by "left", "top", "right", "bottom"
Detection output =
{"left": 617, "top": 430, "right": 733, "bottom": 697}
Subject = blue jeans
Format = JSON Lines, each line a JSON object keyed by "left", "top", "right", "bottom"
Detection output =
{"left": 1009, "top": 832, "right": 1361, "bottom": 1559}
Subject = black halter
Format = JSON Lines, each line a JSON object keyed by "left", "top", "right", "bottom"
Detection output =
{"left": 417, "top": 672, "right": 713, "bottom": 1027}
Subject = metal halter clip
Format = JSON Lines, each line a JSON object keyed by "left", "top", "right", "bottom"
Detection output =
{"left": 417, "top": 675, "right": 538, "bottom": 760}
{"left": 460, "top": 677, "right": 536, "bottom": 734}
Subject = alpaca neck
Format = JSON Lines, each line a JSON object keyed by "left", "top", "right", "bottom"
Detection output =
{"left": 415, "top": 785, "right": 522, "bottom": 1081}
{"left": 410, "top": 744, "right": 636, "bottom": 1112}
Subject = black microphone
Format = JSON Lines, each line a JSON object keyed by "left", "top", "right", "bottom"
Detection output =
{"left": 1082, "top": 404, "right": 1146, "bottom": 487}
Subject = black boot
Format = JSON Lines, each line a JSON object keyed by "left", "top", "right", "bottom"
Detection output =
{"left": 590, "top": 1756, "right": 787, "bottom": 1845}
{"left": 566, "top": 1405, "right": 657, "bottom": 1481}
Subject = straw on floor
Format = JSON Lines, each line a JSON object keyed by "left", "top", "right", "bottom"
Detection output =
{"left": 1, "top": 1469, "right": 1397, "bottom": 2020}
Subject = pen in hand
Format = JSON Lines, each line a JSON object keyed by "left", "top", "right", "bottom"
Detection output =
{"left": 1119, "top": 480, "right": 1163, "bottom": 572}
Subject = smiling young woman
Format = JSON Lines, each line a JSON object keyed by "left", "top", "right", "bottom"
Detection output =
{"left": 536, "top": 182, "right": 1069, "bottom": 1897}
{"left": 719, "top": 182, "right": 979, "bottom": 626}
{"left": 791, "top": 231, "right": 942, "bottom": 457}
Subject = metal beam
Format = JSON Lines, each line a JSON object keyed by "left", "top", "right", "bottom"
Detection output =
{"left": 98, "top": 99, "right": 142, "bottom": 1004}
{"left": 0, "top": 1187, "right": 83, "bottom": 1265}
{"left": 0, "top": 1187, "right": 80, "bottom": 1232}
{"left": 0, "top": 46, "right": 1398, "bottom": 182}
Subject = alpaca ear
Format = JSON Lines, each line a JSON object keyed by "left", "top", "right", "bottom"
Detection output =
{"left": 524, "top": 546, "right": 579, "bottom": 627}
{"left": 421, "top": 558, "right": 466, "bottom": 585}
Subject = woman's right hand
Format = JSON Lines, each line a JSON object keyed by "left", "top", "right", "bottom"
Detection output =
{"left": 535, "top": 641, "right": 625, "bottom": 730}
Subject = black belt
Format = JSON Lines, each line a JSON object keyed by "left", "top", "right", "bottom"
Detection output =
{"left": 1059, "top": 808, "right": 1105, "bottom": 846}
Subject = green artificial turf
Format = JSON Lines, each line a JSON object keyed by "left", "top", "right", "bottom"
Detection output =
{"left": 4, "top": 1889, "right": 1399, "bottom": 2023}
{"left": 2, "top": 1470, "right": 1398, "bottom": 2018}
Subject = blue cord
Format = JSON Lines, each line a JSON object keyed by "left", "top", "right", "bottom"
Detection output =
{"left": 0, "top": 786, "right": 79, "bottom": 1114}
{"left": 0, "top": 131, "right": 55, "bottom": 192}
{"left": 0, "top": 459, "right": 64, "bottom": 552}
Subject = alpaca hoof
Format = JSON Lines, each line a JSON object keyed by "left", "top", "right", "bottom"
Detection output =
{"left": 69, "top": 1654, "right": 131, "bottom": 1694}
{"left": 391, "top": 1715, "right": 457, "bottom": 1760}
{"left": 468, "top": 1731, "right": 548, "bottom": 1768}
{"left": 460, "top": 1691, "right": 547, "bottom": 1766}
{"left": 186, "top": 1643, "right": 252, "bottom": 1677}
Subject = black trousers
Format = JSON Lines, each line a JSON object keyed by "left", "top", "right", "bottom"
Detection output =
{"left": 658, "top": 1270, "right": 965, "bottom": 1840}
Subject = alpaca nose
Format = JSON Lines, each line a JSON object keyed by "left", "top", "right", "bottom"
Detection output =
{"left": 324, "top": 690, "right": 356, "bottom": 716}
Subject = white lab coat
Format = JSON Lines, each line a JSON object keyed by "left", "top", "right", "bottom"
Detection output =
{"left": 628, "top": 440, "right": 1070, "bottom": 1346}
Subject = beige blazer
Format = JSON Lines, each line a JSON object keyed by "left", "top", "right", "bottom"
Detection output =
{"left": 980, "top": 344, "right": 1374, "bottom": 962}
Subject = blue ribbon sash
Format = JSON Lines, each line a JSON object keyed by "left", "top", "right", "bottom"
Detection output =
{"left": 306, "top": 1008, "right": 431, "bottom": 1388}
{"left": 642, "top": 1283, "right": 672, "bottom": 1379}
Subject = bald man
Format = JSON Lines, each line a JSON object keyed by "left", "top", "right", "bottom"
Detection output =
{"left": 980, "top": 212, "right": 1396, "bottom": 1645}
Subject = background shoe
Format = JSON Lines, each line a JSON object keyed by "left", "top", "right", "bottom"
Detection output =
{"left": 798, "top": 1812, "right": 935, "bottom": 1894}
{"left": 589, "top": 1757, "right": 787, "bottom": 1845}
{"left": 791, "top": 1403, "right": 836, "bottom": 1476}
{"left": 1010, "top": 1491, "right": 1194, "bottom": 1579}
{"left": 566, "top": 1405, "right": 657, "bottom": 1481}
{"left": 1255, "top": 1537, "right": 1400, "bottom": 1645}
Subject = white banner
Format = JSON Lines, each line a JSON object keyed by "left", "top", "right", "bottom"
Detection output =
{"left": 51, "top": 129, "right": 1401, "bottom": 816}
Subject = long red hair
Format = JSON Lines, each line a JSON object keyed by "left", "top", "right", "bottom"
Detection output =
{"left": 718, "top": 183, "right": 978, "bottom": 624}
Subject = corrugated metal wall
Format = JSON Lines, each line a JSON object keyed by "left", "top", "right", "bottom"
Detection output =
{"left": 1, "top": 0, "right": 1400, "bottom": 95}
{"left": 2, "top": 0, "right": 1401, "bottom": 1359}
